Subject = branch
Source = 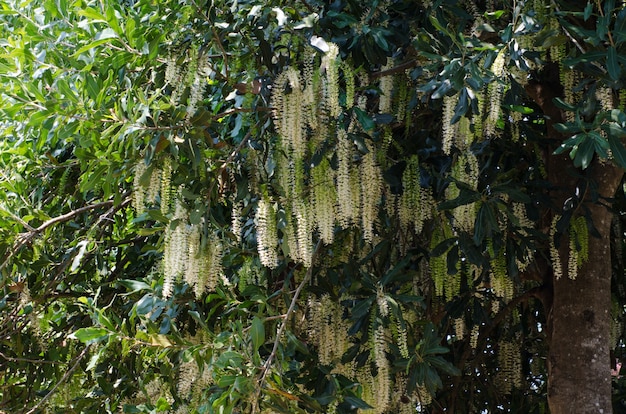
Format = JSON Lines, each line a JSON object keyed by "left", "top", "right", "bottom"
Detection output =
{"left": 251, "top": 240, "right": 323, "bottom": 414}
{"left": 0, "top": 197, "right": 130, "bottom": 276}
{"left": 370, "top": 59, "right": 419, "bottom": 79}
{"left": 0, "top": 351, "right": 60, "bottom": 365}
{"left": 213, "top": 106, "right": 272, "bottom": 120}
{"left": 205, "top": 126, "right": 255, "bottom": 205}
{"left": 22, "top": 344, "right": 91, "bottom": 414}
{"left": 299, "top": 0, "right": 315, "bottom": 13}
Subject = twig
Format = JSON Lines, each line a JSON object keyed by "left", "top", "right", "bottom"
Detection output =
{"left": 299, "top": 0, "right": 315, "bottom": 14}
{"left": 0, "top": 198, "right": 129, "bottom": 276}
{"left": 213, "top": 106, "right": 272, "bottom": 120}
{"left": 211, "top": 26, "right": 230, "bottom": 80}
{"left": 0, "top": 351, "right": 60, "bottom": 365}
{"left": 251, "top": 240, "right": 323, "bottom": 414}
{"left": 205, "top": 127, "right": 255, "bottom": 205}
{"left": 370, "top": 59, "right": 419, "bottom": 79}
{"left": 23, "top": 345, "right": 91, "bottom": 414}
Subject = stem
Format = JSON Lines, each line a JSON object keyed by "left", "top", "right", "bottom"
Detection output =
{"left": 251, "top": 240, "right": 322, "bottom": 414}
{"left": 0, "top": 197, "right": 130, "bottom": 277}
{"left": 22, "top": 345, "right": 91, "bottom": 414}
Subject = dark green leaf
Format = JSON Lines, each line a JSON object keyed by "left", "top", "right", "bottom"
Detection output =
{"left": 608, "top": 46, "right": 621, "bottom": 81}
{"left": 608, "top": 134, "right": 626, "bottom": 169}
{"left": 583, "top": 2, "right": 593, "bottom": 21}
{"left": 354, "top": 107, "right": 375, "bottom": 131}
{"left": 573, "top": 136, "right": 594, "bottom": 169}
{"left": 430, "top": 238, "right": 456, "bottom": 257}
{"left": 250, "top": 316, "right": 265, "bottom": 351}
{"left": 344, "top": 396, "right": 373, "bottom": 409}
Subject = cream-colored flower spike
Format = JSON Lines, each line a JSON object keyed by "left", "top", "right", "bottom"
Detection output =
{"left": 485, "top": 48, "right": 506, "bottom": 138}
{"left": 336, "top": 129, "right": 355, "bottom": 227}
{"left": 378, "top": 58, "right": 394, "bottom": 114}
{"left": 322, "top": 43, "right": 341, "bottom": 118}
{"left": 256, "top": 196, "right": 279, "bottom": 268}
{"left": 549, "top": 215, "right": 563, "bottom": 279}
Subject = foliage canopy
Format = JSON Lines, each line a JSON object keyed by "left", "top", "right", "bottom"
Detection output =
{"left": 2, "top": 0, "right": 626, "bottom": 413}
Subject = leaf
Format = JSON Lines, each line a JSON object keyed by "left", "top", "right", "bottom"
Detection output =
{"left": 71, "top": 327, "right": 109, "bottom": 343}
{"left": 344, "top": 395, "right": 373, "bottom": 409}
{"left": 351, "top": 297, "right": 375, "bottom": 319}
{"left": 117, "top": 279, "right": 151, "bottom": 293}
{"left": 608, "top": 46, "right": 621, "bottom": 81}
{"left": 583, "top": 2, "right": 593, "bottom": 21}
{"left": 615, "top": 8, "right": 626, "bottom": 43}
{"left": 149, "top": 333, "right": 172, "bottom": 347}
{"left": 310, "top": 35, "right": 329, "bottom": 53}
{"left": 437, "top": 185, "right": 481, "bottom": 210}
{"left": 552, "top": 98, "right": 577, "bottom": 112}
{"left": 431, "top": 79, "right": 452, "bottom": 100}
{"left": 430, "top": 238, "right": 456, "bottom": 257}
{"left": 573, "top": 136, "right": 595, "bottom": 169}
{"left": 70, "top": 240, "right": 89, "bottom": 272}
{"left": 354, "top": 107, "right": 375, "bottom": 131}
{"left": 250, "top": 316, "right": 265, "bottom": 351}
{"left": 608, "top": 134, "right": 626, "bottom": 169}
{"left": 380, "top": 255, "right": 412, "bottom": 285}
{"left": 73, "top": 29, "right": 118, "bottom": 57}
{"left": 77, "top": 7, "right": 107, "bottom": 22}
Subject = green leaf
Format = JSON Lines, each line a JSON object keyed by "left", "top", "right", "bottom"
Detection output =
{"left": 430, "top": 238, "right": 456, "bottom": 257}
{"left": 77, "top": 7, "right": 107, "bottom": 22}
{"left": 553, "top": 134, "right": 584, "bottom": 155}
{"left": 583, "top": 2, "right": 593, "bottom": 21}
{"left": 73, "top": 28, "right": 118, "bottom": 57}
{"left": 250, "top": 316, "right": 265, "bottom": 351}
{"left": 437, "top": 185, "right": 481, "bottom": 210}
{"left": 608, "top": 46, "right": 621, "bottom": 81}
{"left": 351, "top": 297, "right": 375, "bottom": 319}
{"left": 354, "top": 107, "right": 375, "bottom": 131}
{"left": 72, "top": 327, "right": 109, "bottom": 343}
{"left": 573, "top": 136, "right": 594, "bottom": 169}
{"left": 552, "top": 98, "right": 577, "bottom": 112}
{"left": 118, "top": 279, "right": 151, "bottom": 293}
{"left": 608, "top": 134, "right": 626, "bottom": 169}
{"left": 344, "top": 396, "right": 373, "bottom": 409}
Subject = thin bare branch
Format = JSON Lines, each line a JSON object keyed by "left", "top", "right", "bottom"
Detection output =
{"left": 0, "top": 351, "right": 60, "bottom": 365}
{"left": 251, "top": 240, "right": 323, "bottom": 414}
{"left": 23, "top": 345, "right": 91, "bottom": 414}
{"left": 0, "top": 197, "right": 130, "bottom": 276}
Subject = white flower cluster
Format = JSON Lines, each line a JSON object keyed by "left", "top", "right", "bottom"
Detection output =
{"left": 322, "top": 43, "right": 341, "bottom": 118}
{"left": 271, "top": 68, "right": 306, "bottom": 157}
{"left": 336, "top": 129, "right": 355, "bottom": 227}
{"left": 162, "top": 198, "right": 223, "bottom": 298}
{"left": 488, "top": 240, "right": 514, "bottom": 304}
{"left": 164, "top": 49, "right": 212, "bottom": 119}
{"left": 454, "top": 317, "right": 466, "bottom": 340}
{"left": 255, "top": 196, "right": 279, "bottom": 268}
{"left": 307, "top": 295, "right": 351, "bottom": 366}
{"left": 311, "top": 158, "right": 337, "bottom": 244}
{"left": 360, "top": 141, "right": 383, "bottom": 244}
{"left": 378, "top": 58, "right": 394, "bottom": 114}
{"left": 549, "top": 215, "right": 563, "bottom": 279}
{"left": 485, "top": 49, "right": 506, "bottom": 138}
{"left": 442, "top": 94, "right": 457, "bottom": 154}
{"left": 372, "top": 325, "right": 391, "bottom": 413}
{"left": 132, "top": 157, "right": 172, "bottom": 216}
{"left": 495, "top": 340, "right": 523, "bottom": 393}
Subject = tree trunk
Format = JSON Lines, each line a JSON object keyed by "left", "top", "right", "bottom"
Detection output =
{"left": 526, "top": 73, "right": 624, "bottom": 413}
{"left": 548, "top": 189, "right": 621, "bottom": 413}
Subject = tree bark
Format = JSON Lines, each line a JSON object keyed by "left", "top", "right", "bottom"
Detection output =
{"left": 548, "top": 182, "right": 621, "bottom": 413}
{"left": 527, "top": 73, "right": 624, "bottom": 413}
